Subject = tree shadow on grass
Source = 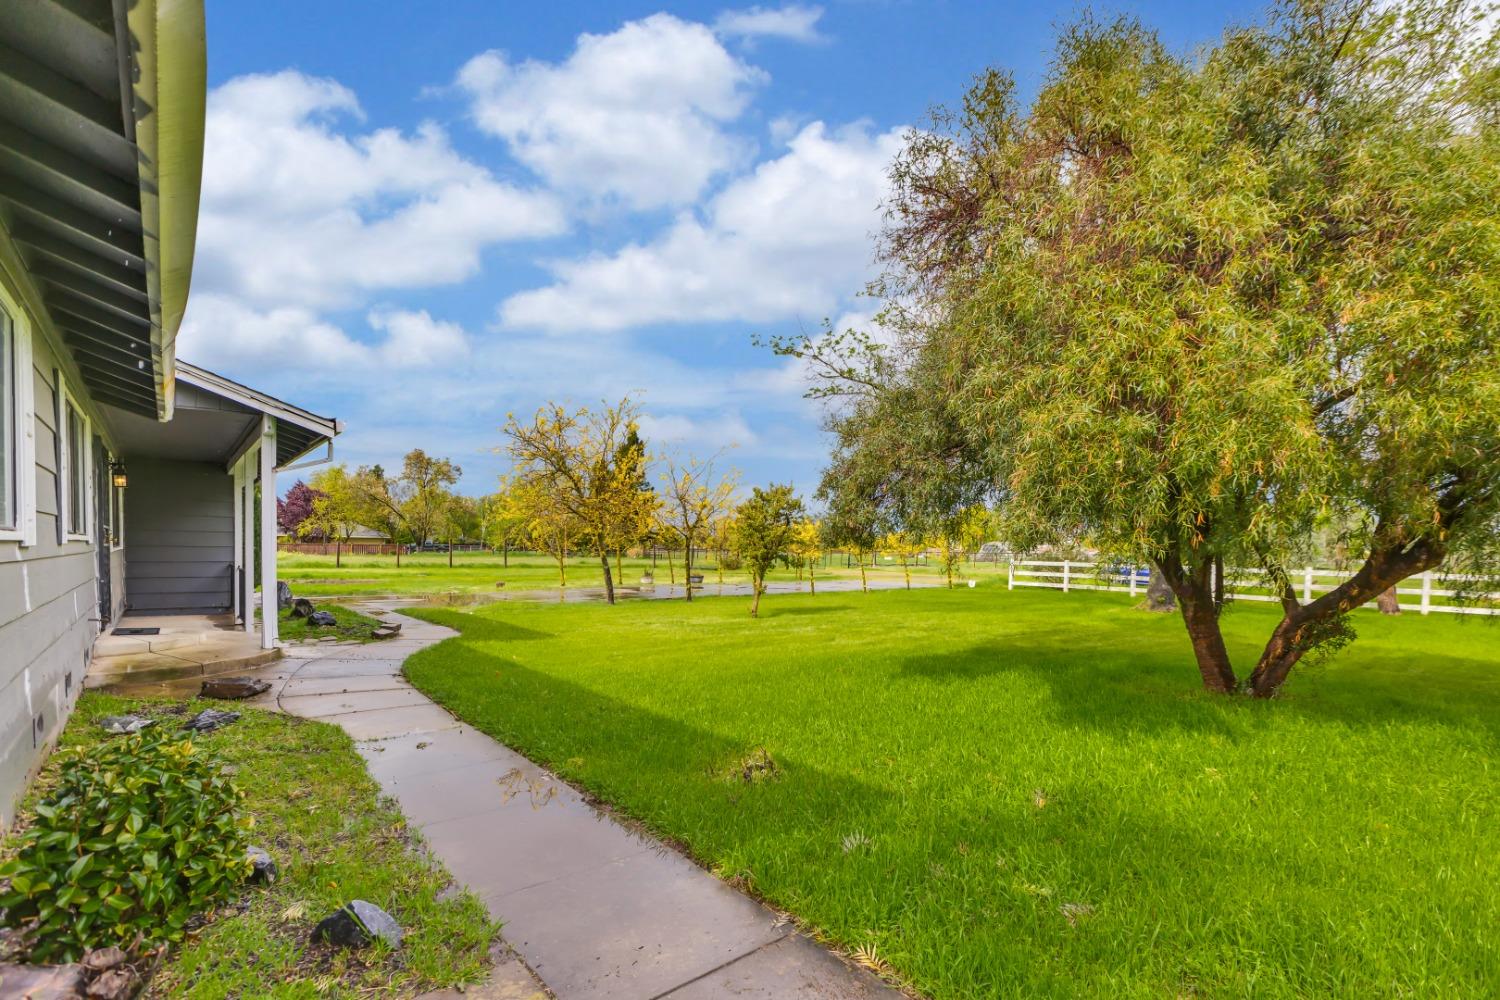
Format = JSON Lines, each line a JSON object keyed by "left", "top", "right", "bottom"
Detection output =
{"left": 407, "top": 608, "right": 555, "bottom": 642}
{"left": 766, "top": 606, "right": 842, "bottom": 618}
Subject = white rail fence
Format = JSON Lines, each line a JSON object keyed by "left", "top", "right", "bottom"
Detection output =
{"left": 1007, "top": 560, "right": 1499, "bottom": 616}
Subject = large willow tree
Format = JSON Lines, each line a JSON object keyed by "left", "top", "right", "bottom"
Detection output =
{"left": 811, "top": 0, "right": 1499, "bottom": 696}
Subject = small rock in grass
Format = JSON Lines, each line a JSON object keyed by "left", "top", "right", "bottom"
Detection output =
{"left": 370, "top": 626, "right": 400, "bottom": 640}
{"left": 311, "top": 900, "right": 403, "bottom": 948}
{"left": 377, "top": 620, "right": 403, "bottom": 633}
{"left": 277, "top": 581, "right": 294, "bottom": 610}
{"left": 98, "top": 715, "right": 154, "bottom": 735}
{"left": 181, "top": 709, "right": 240, "bottom": 733}
{"left": 85, "top": 966, "right": 138, "bottom": 1000}
{"left": 246, "top": 846, "right": 278, "bottom": 884}
{"left": 1059, "top": 902, "right": 1095, "bottom": 927}
{"left": 290, "top": 597, "right": 316, "bottom": 619}
{"left": 201, "top": 676, "right": 271, "bottom": 700}
{"left": 0, "top": 963, "right": 88, "bottom": 998}
{"left": 80, "top": 947, "right": 127, "bottom": 972}
{"left": 306, "top": 610, "right": 338, "bottom": 627}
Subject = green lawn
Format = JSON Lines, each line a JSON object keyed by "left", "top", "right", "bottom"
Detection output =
{"left": 19, "top": 695, "right": 496, "bottom": 998}
{"left": 277, "top": 550, "right": 983, "bottom": 598}
{"left": 276, "top": 602, "right": 385, "bottom": 643}
{"left": 402, "top": 585, "right": 1499, "bottom": 999}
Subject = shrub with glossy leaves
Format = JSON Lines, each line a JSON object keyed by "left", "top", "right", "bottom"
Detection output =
{"left": 0, "top": 728, "right": 252, "bottom": 962}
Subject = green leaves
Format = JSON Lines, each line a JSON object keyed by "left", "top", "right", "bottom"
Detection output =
{"left": 0, "top": 727, "right": 251, "bottom": 963}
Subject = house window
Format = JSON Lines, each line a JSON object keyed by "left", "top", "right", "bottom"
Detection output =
{"left": 61, "top": 394, "right": 90, "bottom": 540}
{"left": 0, "top": 308, "right": 14, "bottom": 531}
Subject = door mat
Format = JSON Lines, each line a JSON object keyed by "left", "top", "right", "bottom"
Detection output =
{"left": 112, "top": 627, "right": 161, "bottom": 636}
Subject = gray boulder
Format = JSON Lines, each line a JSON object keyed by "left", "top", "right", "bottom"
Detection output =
{"left": 276, "top": 581, "right": 294, "bottom": 610}
{"left": 0, "top": 963, "right": 87, "bottom": 999}
{"left": 311, "top": 900, "right": 403, "bottom": 948}
{"left": 290, "top": 597, "right": 316, "bottom": 619}
{"left": 245, "top": 846, "right": 278, "bottom": 885}
{"left": 181, "top": 709, "right": 240, "bottom": 733}
{"left": 306, "top": 610, "right": 337, "bottom": 627}
{"left": 201, "top": 676, "right": 271, "bottom": 700}
{"left": 98, "top": 715, "right": 154, "bottom": 735}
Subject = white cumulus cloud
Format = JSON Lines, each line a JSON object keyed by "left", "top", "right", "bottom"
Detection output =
{"left": 714, "top": 5, "right": 826, "bottom": 44}
{"left": 499, "top": 121, "right": 904, "bottom": 333}
{"left": 195, "top": 70, "right": 566, "bottom": 312}
{"left": 455, "top": 14, "right": 765, "bottom": 209}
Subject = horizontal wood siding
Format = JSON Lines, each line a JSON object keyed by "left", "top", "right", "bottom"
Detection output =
{"left": 123, "top": 459, "right": 233, "bottom": 613}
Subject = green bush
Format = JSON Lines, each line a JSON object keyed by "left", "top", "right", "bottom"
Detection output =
{"left": 0, "top": 728, "right": 252, "bottom": 962}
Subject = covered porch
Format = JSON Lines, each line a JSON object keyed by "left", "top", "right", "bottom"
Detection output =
{"left": 99, "top": 362, "right": 339, "bottom": 654}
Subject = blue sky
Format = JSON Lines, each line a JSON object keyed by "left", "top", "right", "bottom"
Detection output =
{"left": 183, "top": 1, "right": 1266, "bottom": 498}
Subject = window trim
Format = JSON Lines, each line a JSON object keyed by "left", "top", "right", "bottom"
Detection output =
{"left": 58, "top": 383, "right": 92, "bottom": 544}
{"left": 0, "top": 290, "right": 36, "bottom": 546}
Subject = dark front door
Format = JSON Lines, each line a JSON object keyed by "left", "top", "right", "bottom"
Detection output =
{"left": 94, "top": 436, "right": 111, "bottom": 625}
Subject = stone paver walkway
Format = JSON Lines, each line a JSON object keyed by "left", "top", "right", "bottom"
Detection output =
{"left": 254, "top": 606, "right": 901, "bottom": 1000}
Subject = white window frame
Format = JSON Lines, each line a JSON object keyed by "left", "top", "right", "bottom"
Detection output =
{"left": 0, "top": 289, "right": 37, "bottom": 546}
{"left": 58, "top": 383, "right": 92, "bottom": 544}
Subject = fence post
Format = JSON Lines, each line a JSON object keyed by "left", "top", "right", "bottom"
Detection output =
{"left": 1303, "top": 566, "right": 1314, "bottom": 603}
{"left": 1130, "top": 566, "right": 1138, "bottom": 598}
{"left": 1007, "top": 560, "right": 1014, "bottom": 591}
{"left": 1420, "top": 571, "right": 1432, "bottom": 615}
{"left": 1062, "top": 560, "right": 1071, "bottom": 593}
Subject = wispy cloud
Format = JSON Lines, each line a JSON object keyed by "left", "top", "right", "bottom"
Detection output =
{"left": 714, "top": 5, "right": 827, "bottom": 45}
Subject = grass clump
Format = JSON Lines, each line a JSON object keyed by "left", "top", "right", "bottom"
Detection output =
{"left": 277, "top": 603, "right": 384, "bottom": 643}
{"left": 0, "top": 729, "right": 250, "bottom": 962}
{"left": 4, "top": 695, "right": 495, "bottom": 998}
{"left": 403, "top": 585, "right": 1500, "bottom": 999}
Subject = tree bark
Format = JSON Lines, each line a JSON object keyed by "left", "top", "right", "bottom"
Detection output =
{"left": 750, "top": 579, "right": 763, "bottom": 617}
{"left": 600, "top": 551, "right": 616, "bottom": 604}
{"left": 858, "top": 557, "right": 868, "bottom": 593}
{"left": 1247, "top": 540, "right": 1441, "bottom": 698}
{"left": 449, "top": 540, "right": 454, "bottom": 568}
{"left": 335, "top": 541, "right": 341, "bottom": 569}
{"left": 684, "top": 536, "right": 694, "bottom": 602}
{"left": 1376, "top": 587, "right": 1401, "bottom": 615}
{"left": 1157, "top": 555, "right": 1238, "bottom": 693}
{"left": 503, "top": 540, "right": 509, "bottom": 568}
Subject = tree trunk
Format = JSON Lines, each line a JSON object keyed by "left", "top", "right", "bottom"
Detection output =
{"left": 1247, "top": 541, "right": 1441, "bottom": 698}
{"left": 503, "top": 540, "right": 509, "bottom": 567}
{"left": 1143, "top": 568, "right": 1176, "bottom": 612}
{"left": 615, "top": 549, "right": 624, "bottom": 589}
{"left": 808, "top": 560, "right": 816, "bottom": 594}
{"left": 600, "top": 551, "right": 615, "bottom": 604}
{"left": 684, "top": 538, "right": 694, "bottom": 602}
{"left": 335, "top": 541, "right": 341, "bottom": 568}
{"left": 1376, "top": 587, "right": 1401, "bottom": 615}
{"left": 667, "top": 548, "right": 676, "bottom": 586}
{"left": 449, "top": 540, "right": 454, "bottom": 568}
{"left": 396, "top": 546, "right": 401, "bottom": 568}
{"left": 902, "top": 555, "right": 910, "bottom": 590}
{"left": 858, "top": 557, "right": 867, "bottom": 593}
{"left": 1157, "top": 556, "right": 1237, "bottom": 693}
{"left": 750, "top": 579, "right": 763, "bottom": 618}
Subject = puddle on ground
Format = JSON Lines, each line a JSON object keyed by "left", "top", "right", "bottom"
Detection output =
{"left": 391, "top": 577, "right": 946, "bottom": 606}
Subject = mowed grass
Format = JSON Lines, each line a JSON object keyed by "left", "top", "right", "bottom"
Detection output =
{"left": 403, "top": 585, "right": 1499, "bottom": 999}
{"left": 277, "top": 550, "right": 979, "bottom": 598}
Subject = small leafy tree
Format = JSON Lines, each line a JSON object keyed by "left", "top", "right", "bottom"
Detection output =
{"left": 398, "top": 450, "right": 462, "bottom": 550}
{"left": 791, "top": 518, "right": 823, "bottom": 592}
{"left": 658, "top": 454, "right": 739, "bottom": 601}
{"left": 735, "top": 484, "right": 806, "bottom": 617}
{"left": 305, "top": 465, "right": 363, "bottom": 566}
{"left": 276, "top": 480, "right": 323, "bottom": 539}
{"left": 502, "top": 398, "right": 648, "bottom": 604}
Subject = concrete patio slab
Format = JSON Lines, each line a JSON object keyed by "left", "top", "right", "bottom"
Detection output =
{"left": 257, "top": 602, "right": 903, "bottom": 1000}
{"left": 88, "top": 614, "right": 281, "bottom": 690}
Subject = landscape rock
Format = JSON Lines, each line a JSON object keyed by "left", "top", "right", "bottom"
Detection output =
{"left": 306, "top": 610, "right": 338, "bottom": 627}
{"left": 181, "top": 709, "right": 240, "bottom": 733}
{"left": 290, "top": 598, "right": 316, "bottom": 619}
{"left": 84, "top": 966, "right": 138, "bottom": 1000}
{"left": 370, "top": 627, "right": 400, "bottom": 640}
{"left": 97, "top": 715, "right": 154, "bottom": 735}
{"left": 0, "top": 963, "right": 88, "bottom": 998}
{"left": 200, "top": 676, "right": 271, "bottom": 700}
{"left": 80, "top": 948, "right": 126, "bottom": 972}
{"left": 246, "top": 846, "right": 278, "bottom": 884}
{"left": 311, "top": 900, "right": 403, "bottom": 949}
{"left": 277, "top": 581, "right": 294, "bottom": 611}
{"left": 377, "top": 620, "right": 402, "bottom": 633}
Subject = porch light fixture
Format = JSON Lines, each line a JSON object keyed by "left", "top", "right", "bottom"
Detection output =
{"left": 110, "top": 463, "right": 128, "bottom": 489}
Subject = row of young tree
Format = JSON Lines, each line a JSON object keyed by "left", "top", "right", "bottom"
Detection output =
{"left": 773, "top": 0, "right": 1500, "bottom": 698}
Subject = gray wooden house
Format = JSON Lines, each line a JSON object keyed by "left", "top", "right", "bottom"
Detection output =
{"left": 0, "top": 0, "right": 339, "bottom": 824}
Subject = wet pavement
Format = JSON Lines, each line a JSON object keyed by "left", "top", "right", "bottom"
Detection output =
{"left": 251, "top": 603, "right": 902, "bottom": 1000}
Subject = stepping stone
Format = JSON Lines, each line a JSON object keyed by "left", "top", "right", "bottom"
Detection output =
{"left": 201, "top": 676, "right": 271, "bottom": 700}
